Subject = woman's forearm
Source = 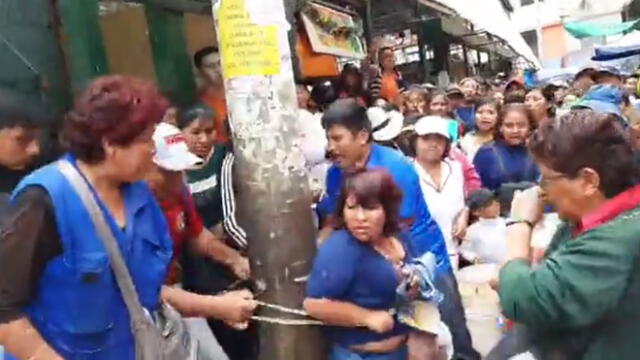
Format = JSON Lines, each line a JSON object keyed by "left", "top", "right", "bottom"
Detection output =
{"left": 161, "top": 286, "right": 256, "bottom": 324}
{"left": 504, "top": 223, "right": 533, "bottom": 264}
{"left": 161, "top": 286, "right": 224, "bottom": 319}
{"left": 303, "top": 298, "right": 376, "bottom": 328}
{"left": 0, "top": 317, "right": 62, "bottom": 360}
{"left": 194, "top": 229, "right": 242, "bottom": 266}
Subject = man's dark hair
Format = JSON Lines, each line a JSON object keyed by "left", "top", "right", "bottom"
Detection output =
{"left": 193, "top": 46, "right": 219, "bottom": 69}
{"left": 0, "top": 88, "right": 48, "bottom": 129}
{"left": 466, "top": 188, "right": 497, "bottom": 212}
{"left": 503, "top": 92, "right": 525, "bottom": 105}
{"left": 476, "top": 97, "right": 502, "bottom": 114}
{"left": 529, "top": 109, "right": 640, "bottom": 198}
{"left": 321, "top": 98, "right": 371, "bottom": 136}
{"left": 177, "top": 103, "right": 216, "bottom": 129}
{"left": 310, "top": 81, "right": 337, "bottom": 111}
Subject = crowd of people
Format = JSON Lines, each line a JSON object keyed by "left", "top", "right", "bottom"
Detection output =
{"left": 0, "top": 42, "right": 639, "bottom": 360}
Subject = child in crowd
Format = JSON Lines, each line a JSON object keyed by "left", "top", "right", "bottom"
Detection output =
{"left": 460, "top": 189, "right": 507, "bottom": 265}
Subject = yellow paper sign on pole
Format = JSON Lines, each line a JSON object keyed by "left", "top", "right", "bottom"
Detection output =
{"left": 218, "top": 0, "right": 281, "bottom": 78}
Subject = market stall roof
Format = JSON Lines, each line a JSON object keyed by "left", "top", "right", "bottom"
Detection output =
{"left": 423, "top": 0, "right": 541, "bottom": 68}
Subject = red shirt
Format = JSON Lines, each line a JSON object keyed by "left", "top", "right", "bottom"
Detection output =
{"left": 159, "top": 191, "right": 204, "bottom": 259}
{"left": 574, "top": 184, "right": 640, "bottom": 236}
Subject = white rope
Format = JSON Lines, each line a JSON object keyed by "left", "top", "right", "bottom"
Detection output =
{"left": 252, "top": 300, "right": 324, "bottom": 326}
{"left": 255, "top": 300, "right": 310, "bottom": 317}
{"left": 252, "top": 300, "right": 397, "bottom": 327}
{"left": 250, "top": 315, "right": 325, "bottom": 326}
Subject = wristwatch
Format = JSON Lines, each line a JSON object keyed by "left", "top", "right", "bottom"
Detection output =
{"left": 506, "top": 218, "right": 534, "bottom": 228}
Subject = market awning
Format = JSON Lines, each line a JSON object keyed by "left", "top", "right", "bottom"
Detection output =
{"left": 423, "top": 0, "right": 541, "bottom": 68}
{"left": 592, "top": 31, "right": 640, "bottom": 61}
{"left": 565, "top": 19, "right": 640, "bottom": 39}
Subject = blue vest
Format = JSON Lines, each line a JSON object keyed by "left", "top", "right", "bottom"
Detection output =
{"left": 12, "top": 158, "right": 173, "bottom": 359}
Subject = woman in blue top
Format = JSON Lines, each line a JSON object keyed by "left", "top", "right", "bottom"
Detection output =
{"left": 304, "top": 169, "right": 412, "bottom": 360}
{"left": 473, "top": 103, "right": 539, "bottom": 192}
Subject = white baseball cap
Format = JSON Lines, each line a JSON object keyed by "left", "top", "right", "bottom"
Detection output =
{"left": 367, "top": 107, "right": 404, "bottom": 141}
{"left": 414, "top": 116, "right": 451, "bottom": 140}
{"left": 153, "top": 122, "right": 203, "bottom": 171}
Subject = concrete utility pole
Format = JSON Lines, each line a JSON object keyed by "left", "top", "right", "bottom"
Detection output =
{"left": 212, "top": 1, "right": 326, "bottom": 359}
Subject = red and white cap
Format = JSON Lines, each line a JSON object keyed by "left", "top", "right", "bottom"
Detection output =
{"left": 153, "top": 123, "right": 203, "bottom": 171}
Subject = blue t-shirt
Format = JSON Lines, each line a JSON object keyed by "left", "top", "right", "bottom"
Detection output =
{"left": 473, "top": 141, "right": 540, "bottom": 191}
{"left": 306, "top": 230, "right": 411, "bottom": 347}
{"left": 322, "top": 144, "right": 450, "bottom": 270}
{"left": 454, "top": 106, "right": 476, "bottom": 131}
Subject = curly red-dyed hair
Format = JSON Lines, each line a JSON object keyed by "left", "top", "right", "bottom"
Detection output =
{"left": 63, "top": 75, "right": 169, "bottom": 163}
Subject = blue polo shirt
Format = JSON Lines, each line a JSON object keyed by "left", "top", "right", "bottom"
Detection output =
{"left": 322, "top": 144, "right": 450, "bottom": 270}
{"left": 306, "top": 230, "right": 413, "bottom": 347}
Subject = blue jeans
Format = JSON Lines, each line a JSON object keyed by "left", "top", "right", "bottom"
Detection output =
{"left": 329, "top": 344, "right": 408, "bottom": 360}
{"left": 435, "top": 268, "right": 481, "bottom": 360}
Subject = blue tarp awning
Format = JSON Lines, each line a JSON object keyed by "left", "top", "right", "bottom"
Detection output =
{"left": 592, "top": 44, "right": 640, "bottom": 61}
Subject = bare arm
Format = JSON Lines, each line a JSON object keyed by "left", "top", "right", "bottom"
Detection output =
{"left": 504, "top": 223, "right": 533, "bottom": 265}
{"left": 452, "top": 206, "right": 470, "bottom": 241}
{"left": 161, "top": 286, "right": 256, "bottom": 323}
{"left": 0, "top": 318, "right": 62, "bottom": 360}
{"left": 191, "top": 228, "right": 250, "bottom": 280}
{"left": 316, "top": 215, "right": 337, "bottom": 246}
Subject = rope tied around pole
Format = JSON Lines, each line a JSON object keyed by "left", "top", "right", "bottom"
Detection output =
{"left": 252, "top": 300, "right": 396, "bottom": 326}
{"left": 252, "top": 300, "right": 325, "bottom": 326}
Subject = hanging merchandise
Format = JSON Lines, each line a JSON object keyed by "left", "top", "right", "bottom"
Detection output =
{"left": 564, "top": 19, "right": 640, "bottom": 39}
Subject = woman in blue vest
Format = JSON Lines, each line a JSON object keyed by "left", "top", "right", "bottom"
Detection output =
{"left": 0, "top": 76, "right": 255, "bottom": 359}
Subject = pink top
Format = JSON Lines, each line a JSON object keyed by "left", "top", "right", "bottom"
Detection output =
{"left": 450, "top": 147, "right": 482, "bottom": 197}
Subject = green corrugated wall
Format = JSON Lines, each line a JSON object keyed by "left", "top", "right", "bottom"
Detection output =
{"left": 0, "top": 0, "right": 70, "bottom": 116}
{"left": 1, "top": 0, "right": 200, "bottom": 114}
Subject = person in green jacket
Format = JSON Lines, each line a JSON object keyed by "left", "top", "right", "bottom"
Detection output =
{"left": 497, "top": 109, "right": 640, "bottom": 359}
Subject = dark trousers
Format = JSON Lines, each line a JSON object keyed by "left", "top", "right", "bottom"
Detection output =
{"left": 182, "top": 252, "right": 259, "bottom": 360}
{"left": 208, "top": 320, "right": 259, "bottom": 360}
{"left": 434, "top": 268, "right": 481, "bottom": 360}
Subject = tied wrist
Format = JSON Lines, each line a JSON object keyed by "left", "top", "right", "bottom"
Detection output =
{"left": 506, "top": 217, "right": 534, "bottom": 229}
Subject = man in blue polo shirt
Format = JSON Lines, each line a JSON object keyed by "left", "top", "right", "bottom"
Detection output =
{"left": 318, "top": 99, "right": 479, "bottom": 360}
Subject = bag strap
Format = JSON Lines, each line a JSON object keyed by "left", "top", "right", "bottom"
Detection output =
{"left": 57, "top": 160, "right": 150, "bottom": 329}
